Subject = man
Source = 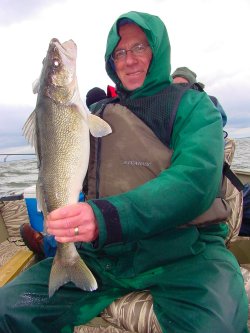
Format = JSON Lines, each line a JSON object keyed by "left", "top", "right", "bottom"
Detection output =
{"left": 85, "top": 87, "right": 107, "bottom": 108}
{"left": 172, "top": 66, "right": 228, "bottom": 127}
{"left": 0, "top": 11, "right": 248, "bottom": 333}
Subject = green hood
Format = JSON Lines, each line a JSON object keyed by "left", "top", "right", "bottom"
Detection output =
{"left": 105, "top": 11, "right": 172, "bottom": 99}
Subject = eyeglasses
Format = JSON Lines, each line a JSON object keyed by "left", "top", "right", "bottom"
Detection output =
{"left": 111, "top": 42, "right": 150, "bottom": 62}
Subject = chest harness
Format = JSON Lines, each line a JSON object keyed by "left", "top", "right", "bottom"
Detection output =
{"left": 87, "top": 84, "right": 242, "bottom": 227}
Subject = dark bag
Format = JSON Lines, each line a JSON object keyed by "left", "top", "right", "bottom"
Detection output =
{"left": 239, "top": 184, "right": 250, "bottom": 236}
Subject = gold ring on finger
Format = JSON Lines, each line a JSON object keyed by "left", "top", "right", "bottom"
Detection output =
{"left": 74, "top": 226, "right": 79, "bottom": 236}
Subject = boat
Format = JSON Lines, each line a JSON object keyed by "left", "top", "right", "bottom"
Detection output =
{"left": 234, "top": 169, "right": 250, "bottom": 186}
{"left": 0, "top": 169, "right": 249, "bottom": 331}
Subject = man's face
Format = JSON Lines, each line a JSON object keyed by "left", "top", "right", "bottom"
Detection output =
{"left": 113, "top": 24, "right": 152, "bottom": 91}
{"left": 172, "top": 77, "right": 189, "bottom": 84}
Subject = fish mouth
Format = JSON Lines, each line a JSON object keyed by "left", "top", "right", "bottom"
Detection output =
{"left": 41, "top": 38, "right": 78, "bottom": 102}
{"left": 49, "top": 38, "right": 77, "bottom": 60}
{"left": 47, "top": 38, "right": 77, "bottom": 85}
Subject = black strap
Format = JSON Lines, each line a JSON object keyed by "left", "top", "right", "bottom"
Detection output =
{"left": 90, "top": 97, "right": 119, "bottom": 115}
{"left": 192, "top": 82, "right": 204, "bottom": 92}
{"left": 0, "top": 193, "right": 24, "bottom": 201}
{"left": 166, "top": 83, "right": 193, "bottom": 146}
{"left": 223, "top": 162, "right": 244, "bottom": 191}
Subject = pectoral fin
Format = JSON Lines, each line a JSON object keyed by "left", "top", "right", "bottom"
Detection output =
{"left": 22, "top": 109, "right": 39, "bottom": 154}
{"left": 88, "top": 114, "right": 112, "bottom": 137}
{"left": 32, "top": 78, "right": 40, "bottom": 94}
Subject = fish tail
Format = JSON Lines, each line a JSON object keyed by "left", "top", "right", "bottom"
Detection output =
{"left": 48, "top": 252, "right": 98, "bottom": 298}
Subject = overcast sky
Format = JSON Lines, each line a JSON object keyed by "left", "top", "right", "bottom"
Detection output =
{"left": 0, "top": 0, "right": 249, "bottom": 153}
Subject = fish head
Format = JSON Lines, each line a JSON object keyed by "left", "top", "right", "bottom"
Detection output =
{"left": 39, "top": 38, "right": 77, "bottom": 104}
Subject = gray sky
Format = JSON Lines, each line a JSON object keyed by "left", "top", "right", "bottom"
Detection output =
{"left": 0, "top": 0, "right": 250, "bottom": 154}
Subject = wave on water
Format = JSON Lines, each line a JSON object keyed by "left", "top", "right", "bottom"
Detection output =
{"left": 0, "top": 159, "right": 38, "bottom": 196}
{"left": 231, "top": 138, "right": 250, "bottom": 171}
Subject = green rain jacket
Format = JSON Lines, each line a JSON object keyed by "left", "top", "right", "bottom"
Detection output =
{"left": 86, "top": 11, "right": 226, "bottom": 271}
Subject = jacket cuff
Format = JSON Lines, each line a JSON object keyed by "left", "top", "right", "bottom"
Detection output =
{"left": 88, "top": 199, "right": 123, "bottom": 246}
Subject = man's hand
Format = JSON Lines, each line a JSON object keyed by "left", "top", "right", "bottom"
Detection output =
{"left": 46, "top": 203, "right": 98, "bottom": 243}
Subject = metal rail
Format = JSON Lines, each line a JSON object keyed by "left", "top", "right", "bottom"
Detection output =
{"left": 0, "top": 154, "right": 36, "bottom": 162}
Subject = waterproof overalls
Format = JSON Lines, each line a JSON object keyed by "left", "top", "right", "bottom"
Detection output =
{"left": 0, "top": 11, "right": 248, "bottom": 333}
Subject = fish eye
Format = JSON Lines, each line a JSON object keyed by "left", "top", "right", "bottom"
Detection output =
{"left": 53, "top": 59, "right": 60, "bottom": 67}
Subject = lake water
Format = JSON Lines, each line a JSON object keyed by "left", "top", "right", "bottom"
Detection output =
{"left": 0, "top": 137, "right": 249, "bottom": 197}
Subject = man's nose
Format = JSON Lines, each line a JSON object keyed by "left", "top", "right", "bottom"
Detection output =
{"left": 124, "top": 50, "right": 138, "bottom": 64}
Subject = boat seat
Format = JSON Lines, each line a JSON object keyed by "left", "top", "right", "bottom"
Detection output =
{"left": 0, "top": 199, "right": 36, "bottom": 284}
{"left": 0, "top": 249, "right": 34, "bottom": 287}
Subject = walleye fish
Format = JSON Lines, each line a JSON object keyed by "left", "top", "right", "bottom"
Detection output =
{"left": 23, "top": 38, "right": 111, "bottom": 297}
